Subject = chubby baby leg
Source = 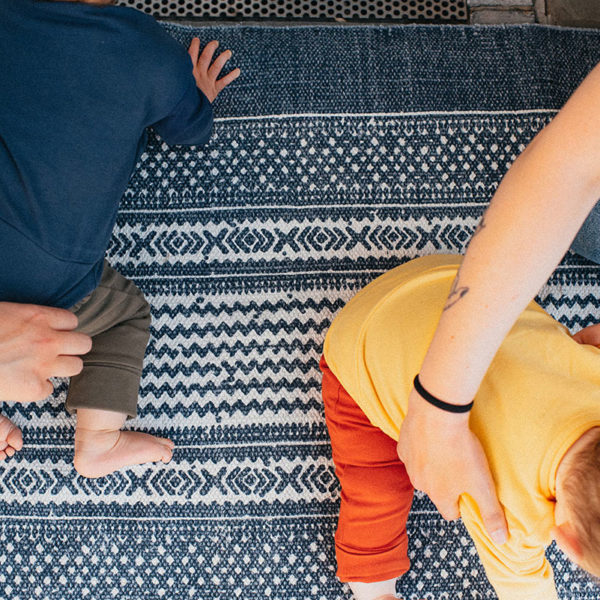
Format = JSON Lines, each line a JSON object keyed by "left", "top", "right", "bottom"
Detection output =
{"left": 73, "top": 408, "right": 174, "bottom": 478}
{"left": 349, "top": 578, "right": 398, "bottom": 600}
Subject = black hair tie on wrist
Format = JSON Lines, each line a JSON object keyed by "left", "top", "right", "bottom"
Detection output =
{"left": 413, "top": 374, "right": 474, "bottom": 414}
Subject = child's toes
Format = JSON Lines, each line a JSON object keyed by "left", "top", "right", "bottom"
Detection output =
{"left": 0, "top": 415, "right": 23, "bottom": 459}
{"left": 157, "top": 437, "right": 175, "bottom": 449}
{"left": 7, "top": 427, "right": 23, "bottom": 452}
{"left": 161, "top": 446, "right": 173, "bottom": 464}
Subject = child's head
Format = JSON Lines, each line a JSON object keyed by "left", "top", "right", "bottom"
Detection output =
{"left": 554, "top": 427, "right": 600, "bottom": 576}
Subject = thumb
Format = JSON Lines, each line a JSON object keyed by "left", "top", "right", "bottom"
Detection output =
{"left": 472, "top": 475, "right": 508, "bottom": 545}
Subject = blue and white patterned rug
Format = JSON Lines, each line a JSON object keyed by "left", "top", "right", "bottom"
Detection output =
{"left": 2, "top": 23, "right": 600, "bottom": 600}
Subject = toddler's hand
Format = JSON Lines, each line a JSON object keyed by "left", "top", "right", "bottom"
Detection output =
{"left": 187, "top": 37, "right": 241, "bottom": 103}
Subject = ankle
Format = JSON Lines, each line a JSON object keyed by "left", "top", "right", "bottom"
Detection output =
{"left": 75, "top": 427, "right": 121, "bottom": 452}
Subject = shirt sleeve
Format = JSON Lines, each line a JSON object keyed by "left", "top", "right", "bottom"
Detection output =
{"left": 460, "top": 497, "right": 558, "bottom": 600}
{"left": 151, "top": 76, "right": 213, "bottom": 146}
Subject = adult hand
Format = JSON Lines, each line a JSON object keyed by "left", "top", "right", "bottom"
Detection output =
{"left": 397, "top": 389, "right": 508, "bottom": 544}
{"left": 0, "top": 302, "right": 92, "bottom": 402}
{"left": 187, "top": 38, "right": 241, "bottom": 103}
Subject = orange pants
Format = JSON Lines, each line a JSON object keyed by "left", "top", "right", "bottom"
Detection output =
{"left": 320, "top": 355, "right": 414, "bottom": 583}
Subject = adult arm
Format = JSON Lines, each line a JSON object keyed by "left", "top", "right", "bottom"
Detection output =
{"left": 397, "top": 63, "right": 600, "bottom": 543}
{"left": 0, "top": 302, "right": 92, "bottom": 402}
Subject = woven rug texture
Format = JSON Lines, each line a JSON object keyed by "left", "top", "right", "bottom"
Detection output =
{"left": 2, "top": 23, "right": 600, "bottom": 600}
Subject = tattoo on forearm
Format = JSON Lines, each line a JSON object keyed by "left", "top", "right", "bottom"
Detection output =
{"left": 444, "top": 270, "right": 469, "bottom": 311}
{"left": 473, "top": 218, "right": 486, "bottom": 237}
{"left": 472, "top": 216, "right": 487, "bottom": 239}
{"left": 443, "top": 217, "right": 486, "bottom": 311}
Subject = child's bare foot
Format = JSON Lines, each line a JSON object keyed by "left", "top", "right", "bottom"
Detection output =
{"left": 73, "top": 428, "right": 174, "bottom": 478}
{"left": 0, "top": 414, "right": 23, "bottom": 460}
{"left": 349, "top": 579, "right": 400, "bottom": 600}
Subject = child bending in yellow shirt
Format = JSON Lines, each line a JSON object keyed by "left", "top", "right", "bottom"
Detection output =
{"left": 322, "top": 254, "right": 600, "bottom": 600}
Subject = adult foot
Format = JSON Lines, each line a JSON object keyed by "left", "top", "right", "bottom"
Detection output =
{"left": 73, "top": 429, "right": 174, "bottom": 478}
{"left": 0, "top": 414, "right": 23, "bottom": 460}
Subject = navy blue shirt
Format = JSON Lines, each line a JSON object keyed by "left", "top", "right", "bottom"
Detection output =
{"left": 0, "top": 0, "right": 213, "bottom": 307}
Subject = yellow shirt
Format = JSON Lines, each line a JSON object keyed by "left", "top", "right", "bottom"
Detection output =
{"left": 323, "top": 254, "right": 600, "bottom": 600}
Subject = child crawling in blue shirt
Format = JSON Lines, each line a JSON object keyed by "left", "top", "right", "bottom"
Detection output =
{"left": 0, "top": 0, "right": 239, "bottom": 477}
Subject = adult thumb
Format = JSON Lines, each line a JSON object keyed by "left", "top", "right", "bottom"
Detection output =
{"left": 475, "top": 480, "right": 508, "bottom": 545}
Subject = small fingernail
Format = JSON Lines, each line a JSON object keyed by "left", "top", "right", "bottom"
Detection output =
{"left": 491, "top": 530, "right": 507, "bottom": 544}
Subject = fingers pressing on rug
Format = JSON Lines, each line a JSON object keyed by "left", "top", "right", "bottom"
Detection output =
{"left": 187, "top": 37, "right": 241, "bottom": 103}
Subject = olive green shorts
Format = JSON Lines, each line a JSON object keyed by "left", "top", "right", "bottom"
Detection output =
{"left": 66, "top": 261, "right": 151, "bottom": 418}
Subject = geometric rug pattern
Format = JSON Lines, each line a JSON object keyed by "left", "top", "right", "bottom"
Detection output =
{"left": 2, "top": 23, "right": 600, "bottom": 599}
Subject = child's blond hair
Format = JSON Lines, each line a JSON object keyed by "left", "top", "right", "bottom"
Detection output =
{"left": 562, "top": 428, "right": 600, "bottom": 576}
